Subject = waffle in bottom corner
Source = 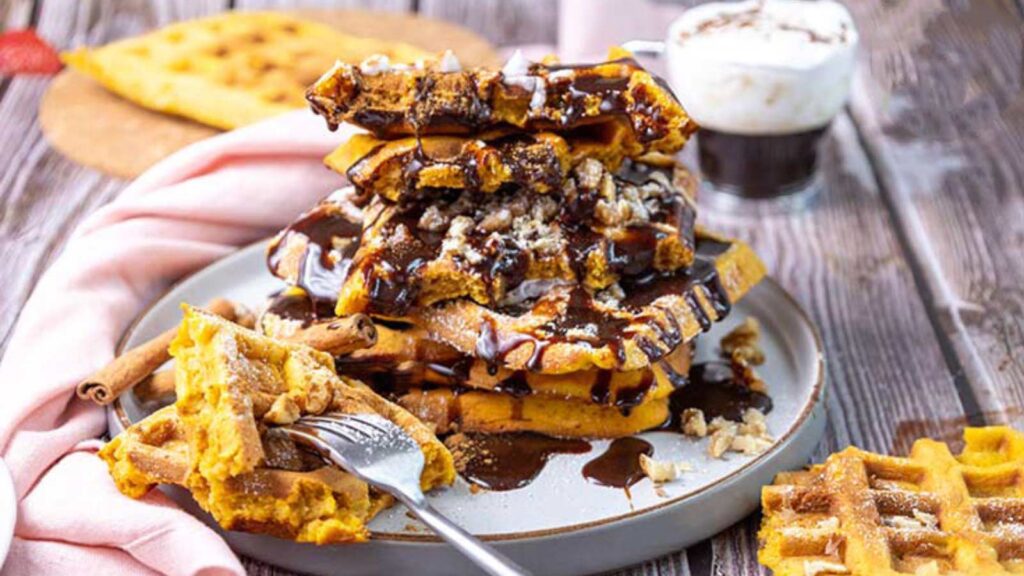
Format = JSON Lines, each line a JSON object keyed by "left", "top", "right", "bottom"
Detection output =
{"left": 758, "top": 426, "right": 1024, "bottom": 576}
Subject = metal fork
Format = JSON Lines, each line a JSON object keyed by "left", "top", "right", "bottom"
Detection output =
{"left": 282, "top": 413, "right": 531, "bottom": 576}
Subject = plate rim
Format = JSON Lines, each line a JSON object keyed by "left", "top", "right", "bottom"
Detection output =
{"left": 109, "top": 240, "right": 826, "bottom": 543}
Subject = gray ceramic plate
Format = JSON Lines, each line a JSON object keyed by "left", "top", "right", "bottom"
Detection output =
{"left": 108, "top": 241, "right": 826, "bottom": 576}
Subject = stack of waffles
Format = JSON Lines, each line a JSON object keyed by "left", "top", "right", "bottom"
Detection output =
{"left": 262, "top": 48, "right": 767, "bottom": 439}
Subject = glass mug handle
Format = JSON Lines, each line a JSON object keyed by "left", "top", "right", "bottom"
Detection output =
{"left": 620, "top": 40, "right": 666, "bottom": 57}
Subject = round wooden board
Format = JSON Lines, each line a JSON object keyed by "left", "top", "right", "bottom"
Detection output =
{"left": 39, "top": 9, "right": 500, "bottom": 180}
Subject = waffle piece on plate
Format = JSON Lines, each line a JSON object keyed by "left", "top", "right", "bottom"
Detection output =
{"left": 398, "top": 388, "right": 671, "bottom": 439}
{"left": 419, "top": 232, "right": 766, "bottom": 374}
{"left": 325, "top": 127, "right": 640, "bottom": 202}
{"left": 64, "top": 12, "right": 428, "bottom": 130}
{"left": 102, "top": 404, "right": 391, "bottom": 543}
{"left": 260, "top": 289, "right": 692, "bottom": 409}
{"left": 335, "top": 158, "right": 698, "bottom": 317}
{"left": 306, "top": 47, "right": 698, "bottom": 156}
{"left": 759, "top": 426, "right": 1024, "bottom": 576}
{"left": 388, "top": 341, "right": 690, "bottom": 438}
{"left": 100, "top": 306, "right": 455, "bottom": 544}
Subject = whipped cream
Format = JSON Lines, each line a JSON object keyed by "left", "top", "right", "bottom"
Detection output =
{"left": 667, "top": 0, "right": 858, "bottom": 135}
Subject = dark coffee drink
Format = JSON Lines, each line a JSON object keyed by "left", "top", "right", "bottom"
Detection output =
{"left": 697, "top": 127, "right": 828, "bottom": 200}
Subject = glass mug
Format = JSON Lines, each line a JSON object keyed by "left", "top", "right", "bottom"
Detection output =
{"left": 623, "top": 1, "right": 858, "bottom": 214}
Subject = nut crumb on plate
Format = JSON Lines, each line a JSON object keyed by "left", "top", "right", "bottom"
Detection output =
{"left": 638, "top": 453, "right": 692, "bottom": 483}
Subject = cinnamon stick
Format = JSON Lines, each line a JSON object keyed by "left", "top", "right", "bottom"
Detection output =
{"left": 286, "top": 314, "right": 377, "bottom": 356}
{"left": 134, "top": 370, "right": 177, "bottom": 406}
{"left": 77, "top": 298, "right": 241, "bottom": 405}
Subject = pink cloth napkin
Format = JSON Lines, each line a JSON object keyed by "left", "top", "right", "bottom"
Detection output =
{"left": 0, "top": 110, "right": 359, "bottom": 575}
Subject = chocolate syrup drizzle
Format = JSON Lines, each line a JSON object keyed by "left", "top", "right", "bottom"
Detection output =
{"left": 266, "top": 198, "right": 362, "bottom": 322}
{"left": 351, "top": 133, "right": 565, "bottom": 197}
{"left": 469, "top": 235, "right": 731, "bottom": 377}
{"left": 314, "top": 56, "right": 679, "bottom": 142}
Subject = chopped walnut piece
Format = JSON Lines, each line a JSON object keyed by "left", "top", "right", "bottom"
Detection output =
{"left": 721, "top": 318, "right": 764, "bottom": 364}
{"left": 263, "top": 395, "right": 300, "bottom": 425}
{"left": 681, "top": 408, "right": 708, "bottom": 437}
{"left": 706, "top": 409, "right": 774, "bottom": 459}
{"left": 720, "top": 317, "right": 768, "bottom": 393}
{"left": 595, "top": 283, "right": 625, "bottom": 307}
{"left": 574, "top": 158, "right": 604, "bottom": 189}
{"left": 476, "top": 207, "right": 513, "bottom": 233}
{"left": 418, "top": 205, "right": 449, "bottom": 231}
{"left": 639, "top": 454, "right": 691, "bottom": 483}
{"left": 803, "top": 559, "right": 849, "bottom": 576}
{"left": 731, "top": 433, "right": 773, "bottom": 455}
{"left": 707, "top": 422, "right": 736, "bottom": 459}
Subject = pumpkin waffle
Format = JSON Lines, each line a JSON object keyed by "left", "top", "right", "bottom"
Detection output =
{"left": 100, "top": 306, "right": 455, "bottom": 544}
{"left": 64, "top": 12, "right": 428, "bottom": 130}
{"left": 759, "top": 426, "right": 1024, "bottom": 576}
{"left": 306, "top": 47, "right": 697, "bottom": 157}
{"left": 334, "top": 158, "right": 698, "bottom": 317}
{"left": 325, "top": 126, "right": 641, "bottom": 202}
{"left": 419, "top": 231, "right": 766, "bottom": 374}
{"left": 259, "top": 289, "right": 692, "bottom": 408}
{"left": 397, "top": 388, "right": 671, "bottom": 439}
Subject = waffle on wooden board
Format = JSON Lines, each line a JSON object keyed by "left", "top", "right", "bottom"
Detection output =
{"left": 63, "top": 11, "right": 428, "bottom": 130}
{"left": 759, "top": 426, "right": 1024, "bottom": 575}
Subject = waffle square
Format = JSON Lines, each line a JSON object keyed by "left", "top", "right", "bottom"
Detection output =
{"left": 759, "top": 426, "right": 1024, "bottom": 575}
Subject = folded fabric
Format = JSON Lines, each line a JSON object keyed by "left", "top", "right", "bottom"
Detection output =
{"left": 0, "top": 110, "right": 358, "bottom": 575}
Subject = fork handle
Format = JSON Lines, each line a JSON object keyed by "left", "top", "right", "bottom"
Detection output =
{"left": 396, "top": 491, "right": 532, "bottom": 576}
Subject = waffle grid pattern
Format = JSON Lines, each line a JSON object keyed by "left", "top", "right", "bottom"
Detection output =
{"left": 759, "top": 427, "right": 1024, "bottom": 575}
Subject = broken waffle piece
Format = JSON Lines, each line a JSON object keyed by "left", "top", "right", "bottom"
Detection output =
{"left": 307, "top": 47, "right": 698, "bottom": 157}
{"left": 398, "top": 388, "right": 671, "bottom": 439}
{"left": 100, "top": 305, "right": 455, "bottom": 544}
{"left": 418, "top": 232, "right": 766, "bottom": 374}
{"left": 326, "top": 125, "right": 642, "bottom": 201}
{"left": 759, "top": 426, "right": 1024, "bottom": 576}
{"left": 334, "top": 159, "right": 697, "bottom": 317}
{"left": 65, "top": 12, "right": 428, "bottom": 130}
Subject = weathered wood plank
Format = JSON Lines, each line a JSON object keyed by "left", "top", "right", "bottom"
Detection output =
{"left": 696, "top": 114, "right": 970, "bottom": 575}
{"left": 846, "top": 0, "right": 1024, "bottom": 426}
{"left": 418, "top": 0, "right": 557, "bottom": 47}
{"left": 0, "top": 2, "right": 999, "bottom": 576}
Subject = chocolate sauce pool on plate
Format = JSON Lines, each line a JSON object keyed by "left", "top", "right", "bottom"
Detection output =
{"left": 669, "top": 361, "right": 773, "bottom": 421}
{"left": 456, "top": 433, "right": 592, "bottom": 491}
{"left": 581, "top": 437, "right": 654, "bottom": 489}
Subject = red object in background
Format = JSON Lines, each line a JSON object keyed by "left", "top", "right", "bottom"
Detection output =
{"left": 0, "top": 29, "right": 62, "bottom": 75}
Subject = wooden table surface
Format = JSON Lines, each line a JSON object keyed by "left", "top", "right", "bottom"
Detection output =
{"left": 1, "top": 0, "right": 1021, "bottom": 574}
